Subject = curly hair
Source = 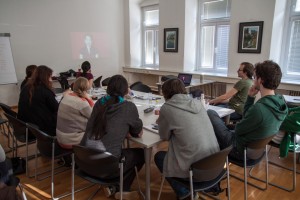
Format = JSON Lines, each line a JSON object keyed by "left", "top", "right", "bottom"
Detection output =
{"left": 254, "top": 60, "right": 282, "bottom": 90}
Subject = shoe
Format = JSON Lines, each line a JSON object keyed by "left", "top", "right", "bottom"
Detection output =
{"left": 114, "top": 191, "right": 139, "bottom": 199}
{"left": 178, "top": 192, "right": 199, "bottom": 200}
{"left": 103, "top": 186, "right": 117, "bottom": 197}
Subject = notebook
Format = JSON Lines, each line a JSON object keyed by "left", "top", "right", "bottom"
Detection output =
{"left": 177, "top": 73, "right": 192, "bottom": 86}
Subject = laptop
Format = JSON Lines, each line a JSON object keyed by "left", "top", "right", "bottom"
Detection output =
{"left": 177, "top": 73, "right": 192, "bottom": 86}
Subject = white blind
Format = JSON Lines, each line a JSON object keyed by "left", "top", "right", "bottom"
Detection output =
{"left": 216, "top": 25, "right": 229, "bottom": 69}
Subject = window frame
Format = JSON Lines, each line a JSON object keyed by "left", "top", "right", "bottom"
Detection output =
{"left": 142, "top": 5, "right": 159, "bottom": 68}
{"left": 280, "top": 0, "right": 300, "bottom": 80}
{"left": 196, "top": 0, "right": 231, "bottom": 74}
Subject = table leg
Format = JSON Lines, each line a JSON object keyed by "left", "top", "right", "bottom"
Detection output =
{"left": 144, "top": 147, "right": 153, "bottom": 200}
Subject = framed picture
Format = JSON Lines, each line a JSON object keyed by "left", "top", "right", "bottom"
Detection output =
{"left": 164, "top": 28, "right": 178, "bottom": 52}
{"left": 238, "top": 21, "right": 264, "bottom": 53}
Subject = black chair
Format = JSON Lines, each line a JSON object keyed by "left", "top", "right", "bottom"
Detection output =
{"left": 161, "top": 75, "right": 177, "bottom": 82}
{"left": 0, "top": 103, "right": 17, "bottom": 118}
{"left": 27, "top": 123, "right": 73, "bottom": 199}
{"left": 229, "top": 135, "right": 274, "bottom": 200}
{"left": 101, "top": 77, "right": 111, "bottom": 87}
{"left": 58, "top": 76, "right": 70, "bottom": 90}
{"left": 130, "top": 82, "right": 151, "bottom": 93}
{"left": 4, "top": 113, "right": 36, "bottom": 177}
{"left": 250, "top": 133, "right": 300, "bottom": 192}
{"left": 129, "top": 81, "right": 142, "bottom": 90}
{"left": 72, "top": 145, "right": 142, "bottom": 200}
{"left": 157, "top": 145, "right": 233, "bottom": 200}
{"left": 93, "top": 76, "right": 103, "bottom": 88}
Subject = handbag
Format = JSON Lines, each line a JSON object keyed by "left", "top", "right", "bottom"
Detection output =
{"left": 10, "top": 157, "right": 26, "bottom": 175}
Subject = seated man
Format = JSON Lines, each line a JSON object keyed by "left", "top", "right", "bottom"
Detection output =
{"left": 209, "top": 62, "right": 254, "bottom": 120}
{"left": 208, "top": 60, "right": 288, "bottom": 160}
{"left": 154, "top": 78, "right": 220, "bottom": 200}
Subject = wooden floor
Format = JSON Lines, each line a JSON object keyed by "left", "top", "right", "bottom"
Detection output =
{"left": 1, "top": 123, "right": 300, "bottom": 199}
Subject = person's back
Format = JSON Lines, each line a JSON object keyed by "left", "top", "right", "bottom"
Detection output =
{"left": 17, "top": 66, "right": 58, "bottom": 136}
{"left": 56, "top": 77, "right": 94, "bottom": 149}
{"left": 155, "top": 78, "right": 219, "bottom": 199}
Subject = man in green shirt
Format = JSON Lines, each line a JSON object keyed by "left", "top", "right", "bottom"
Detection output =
{"left": 209, "top": 62, "right": 254, "bottom": 120}
{"left": 208, "top": 60, "right": 288, "bottom": 160}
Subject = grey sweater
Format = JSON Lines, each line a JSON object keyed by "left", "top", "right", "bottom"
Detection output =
{"left": 81, "top": 98, "right": 143, "bottom": 156}
{"left": 157, "top": 94, "right": 220, "bottom": 178}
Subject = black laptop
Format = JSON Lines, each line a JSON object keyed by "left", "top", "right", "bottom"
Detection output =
{"left": 177, "top": 73, "right": 192, "bottom": 86}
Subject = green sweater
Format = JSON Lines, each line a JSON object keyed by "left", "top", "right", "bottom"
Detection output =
{"left": 234, "top": 95, "right": 288, "bottom": 153}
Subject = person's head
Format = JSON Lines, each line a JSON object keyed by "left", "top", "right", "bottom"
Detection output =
{"left": 81, "top": 61, "right": 91, "bottom": 74}
{"left": 238, "top": 62, "right": 254, "bottom": 79}
{"left": 162, "top": 78, "right": 187, "bottom": 100}
{"left": 25, "top": 65, "right": 37, "bottom": 79}
{"left": 254, "top": 60, "right": 282, "bottom": 90}
{"left": 84, "top": 35, "right": 92, "bottom": 48}
{"left": 28, "top": 65, "right": 53, "bottom": 103}
{"left": 107, "top": 75, "right": 129, "bottom": 97}
{"left": 73, "top": 77, "right": 90, "bottom": 98}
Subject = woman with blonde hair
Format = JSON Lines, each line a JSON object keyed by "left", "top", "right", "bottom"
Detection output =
{"left": 56, "top": 77, "right": 94, "bottom": 149}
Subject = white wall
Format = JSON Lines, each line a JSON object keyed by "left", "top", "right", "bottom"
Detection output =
{"left": 0, "top": 0, "right": 125, "bottom": 106}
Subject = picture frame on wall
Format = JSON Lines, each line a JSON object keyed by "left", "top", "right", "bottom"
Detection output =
{"left": 238, "top": 21, "right": 264, "bottom": 53}
{"left": 164, "top": 28, "right": 178, "bottom": 52}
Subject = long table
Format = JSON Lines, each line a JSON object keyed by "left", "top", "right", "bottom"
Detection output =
{"left": 129, "top": 91, "right": 234, "bottom": 200}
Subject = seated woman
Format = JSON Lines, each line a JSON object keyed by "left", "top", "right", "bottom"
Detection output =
{"left": 56, "top": 77, "right": 94, "bottom": 149}
{"left": 209, "top": 62, "right": 254, "bottom": 120}
{"left": 80, "top": 75, "right": 144, "bottom": 200}
{"left": 154, "top": 78, "right": 220, "bottom": 200}
{"left": 76, "top": 61, "right": 94, "bottom": 89}
{"left": 20, "top": 65, "right": 37, "bottom": 90}
{"left": 18, "top": 65, "right": 58, "bottom": 136}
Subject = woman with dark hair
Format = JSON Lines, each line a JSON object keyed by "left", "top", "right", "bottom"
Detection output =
{"left": 80, "top": 75, "right": 144, "bottom": 199}
{"left": 76, "top": 61, "right": 94, "bottom": 88}
{"left": 20, "top": 65, "right": 37, "bottom": 90}
{"left": 154, "top": 78, "right": 219, "bottom": 200}
{"left": 18, "top": 65, "right": 59, "bottom": 136}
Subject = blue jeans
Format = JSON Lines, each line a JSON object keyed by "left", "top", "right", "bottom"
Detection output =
{"left": 154, "top": 151, "right": 190, "bottom": 199}
{"left": 207, "top": 109, "right": 244, "bottom": 160}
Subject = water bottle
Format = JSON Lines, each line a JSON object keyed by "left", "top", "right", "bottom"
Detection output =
{"left": 200, "top": 93, "right": 205, "bottom": 107}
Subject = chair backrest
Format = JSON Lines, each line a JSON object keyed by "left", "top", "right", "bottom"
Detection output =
{"left": 131, "top": 83, "right": 152, "bottom": 93}
{"left": 191, "top": 145, "right": 233, "bottom": 182}
{"left": 246, "top": 135, "right": 274, "bottom": 160}
{"left": 73, "top": 145, "right": 120, "bottom": 179}
{"left": 0, "top": 103, "right": 17, "bottom": 118}
{"left": 101, "top": 77, "right": 111, "bottom": 87}
{"left": 4, "top": 113, "right": 27, "bottom": 142}
{"left": 27, "top": 123, "right": 55, "bottom": 157}
{"left": 93, "top": 76, "right": 102, "bottom": 88}
{"left": 58, "top": 76, "right": 70, "bottom": 90}
{"left": 129, "top": 81, "right": 142, "bottom": 90}
{"left": 161, "top": 75, "right": 177, "bottom": 82}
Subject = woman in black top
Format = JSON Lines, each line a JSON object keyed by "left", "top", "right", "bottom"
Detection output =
{"left": 18, "top": 65, "right": 58, "bottom": 136}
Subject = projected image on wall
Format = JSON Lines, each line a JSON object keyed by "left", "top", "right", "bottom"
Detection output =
{"left": 71, "top": 32, "right": 109, "bottom": 60}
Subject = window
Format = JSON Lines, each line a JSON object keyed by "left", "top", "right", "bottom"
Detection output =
{"left": 142, "top": 5, "right": 159, "bottom": 67}
{"left": 281, "top": 0, "right": 300, "bottom": 79}
{"left": 197, "top": 0, "right": 231, "bottom": 73}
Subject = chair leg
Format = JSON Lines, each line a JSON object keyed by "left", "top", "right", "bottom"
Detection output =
{"left": 226, "top": 157, "right": 230, "bottom": 200}
{"left": 157, "top": 175, "right": 165, "bottom": 200}
{"left": 135, "top": 167, "right": 145, "bottom": 199}
{"left": 250, "top": 141, "right": 296, "bottom": 192}
{"left": 244, "top": 149, "right": 247, "bottom": 200}
{"left": 189, "top": 170, "right": 194, "bottom": 200}
{"left": 120, "top": 162, "right": 123, "bottom": 200}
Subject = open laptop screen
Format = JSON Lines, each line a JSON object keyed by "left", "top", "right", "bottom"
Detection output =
{"left": 177, "top": 73, "right": 192, "bottom": 86}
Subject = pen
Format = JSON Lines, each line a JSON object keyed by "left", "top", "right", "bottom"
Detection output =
{"left": 293, "top": 99, "right": 300, "bottom": 101}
